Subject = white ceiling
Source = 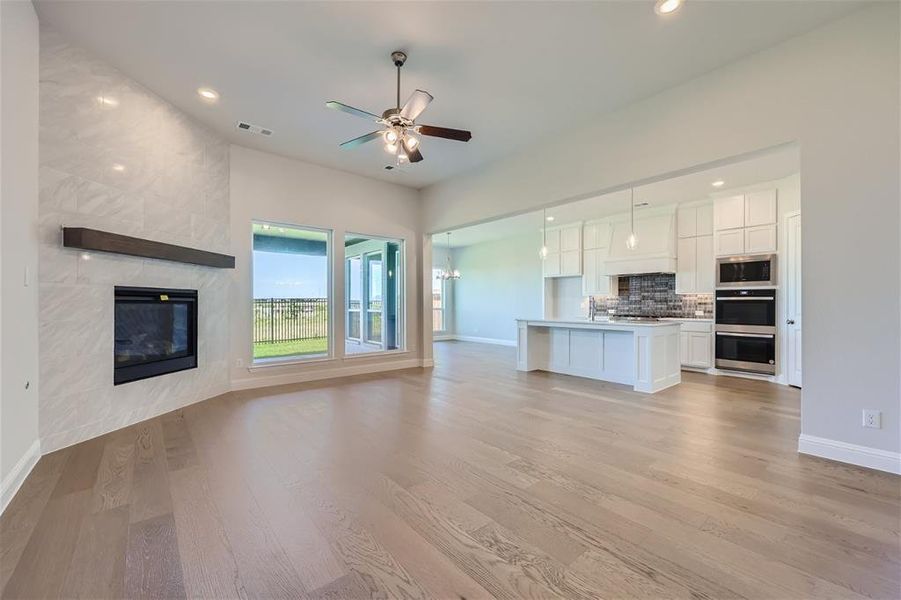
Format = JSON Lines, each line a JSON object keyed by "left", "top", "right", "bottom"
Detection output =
{"left": 441, "top": 144, "right": 799, "bottom": 247}
{"left": 34, "top": 1, "right": 861, "bottom": 189}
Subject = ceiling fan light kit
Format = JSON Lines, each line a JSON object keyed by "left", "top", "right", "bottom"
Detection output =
{"left": 326, "top": 50, "right": 472, "bottom": 167}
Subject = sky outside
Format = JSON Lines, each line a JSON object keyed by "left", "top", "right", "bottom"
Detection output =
{"left": 253, "top": 251, "right": 328, "bottom": 298}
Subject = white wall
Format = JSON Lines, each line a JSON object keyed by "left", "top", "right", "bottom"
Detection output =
{"left": 1, "top": 0, "right": 41, "bottom": 506}
{"left": 229, "top": 145, "right": 424, "bottom": 389}
{"left": 37, "top": 28, "right": 231, "bottom": 453}
{"left": 450, "top": 233, "right": 543, "bottom": 343}
{"left": 422, "top": 5, "right": 900, "bottom": 466}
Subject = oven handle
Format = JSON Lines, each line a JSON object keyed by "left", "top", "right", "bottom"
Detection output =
{"left": 716, "top": 332, "right": 775, "bottom": 339}
{"left": 715, "top": 296, "right": 775, "bottom": 301}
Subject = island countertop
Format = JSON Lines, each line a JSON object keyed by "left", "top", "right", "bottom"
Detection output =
{"left": 515, "top": 318, "right": 681, "bottom": 329}
{"left": 515, "top": 318, "right": 681, "bottom": 393}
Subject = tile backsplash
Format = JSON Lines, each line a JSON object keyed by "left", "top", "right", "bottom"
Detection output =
{"left": 594, "top": 273, "right": 713, "bottom": 318}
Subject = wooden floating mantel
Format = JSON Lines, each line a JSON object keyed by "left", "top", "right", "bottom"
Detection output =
{"left": 62, "top": 227, "right": 235, "bottom": 269}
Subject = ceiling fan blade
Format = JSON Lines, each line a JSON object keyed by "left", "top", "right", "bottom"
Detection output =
{"left": 399, "top": 89, "right": 434, "bottom": 121}
{"left": 408, "top": 147, "right": 424, "bottom": 163}
{"left": 339, "top": 130, "right": 384, "bottom": 149}
{"left": 326, "top": 101, "right": 383, "bottom": 122}
{"left": 418, "top": 125, "right": 472, "bottom": 142}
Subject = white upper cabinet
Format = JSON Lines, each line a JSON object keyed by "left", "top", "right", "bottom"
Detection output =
{"left": 675, "top": 237, "right": 697, "bottom": 293}
{"left": 696, "top": 235, "right": 714, "bottom": 292}
{"left": 561, "top": 225, "right": 581, "bottom": 253}
{"left": 583, "top": 221, "right": 610, "bottom": 250}
{"left": 713, "top": 189, "right": 778, "bottom": 256}
{"left": 561, "top": 247, "right": 581, "bottom": 275}
{"left": 543, "top": 252, "right": 561, "bottom": 277}
{"left": 696, "top": 204, "right": 713, "bottom": 236}
{"left": 676, "top": 233, "right": 714, "bottom": 294}
{"left": 745, "top": 190, "right": 778, "bottom": 227}
{"left": 745, "top": 224, "right": 777, "bottom": 254}
{"left": 678, "top": 202, "right": 713, "bottom": 239}
{"left": 582, "top": 247, "right": 616, "bottom": 296}
{"left": 714, "top": 195, "right": 745, "bottom": 230}
{"left": 677, "top": 206, "right": 697, "bottom": 238}
{"left": 715, "top": 228, "right": 745, "bottom": 256}
{"left": 675, "top": 202, "right": 714, "bottom": 293}
{"left": 545, "top": 228, "right": 561, "bottom": 253}
{"left": 544, "top": 223, "right": 582, "bottom": 278}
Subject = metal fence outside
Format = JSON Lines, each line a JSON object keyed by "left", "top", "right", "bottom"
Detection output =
{"left": 253, "top": 298, "right": 328, "bottom": 344}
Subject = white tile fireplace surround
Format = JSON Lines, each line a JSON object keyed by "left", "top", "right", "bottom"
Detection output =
{"left": 37, "top": 28, "right": 230, "bottom": 452}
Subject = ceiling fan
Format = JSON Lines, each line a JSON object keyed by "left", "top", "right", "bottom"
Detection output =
{"left": 326, "top": 50, "right": 472, "bottom": 166}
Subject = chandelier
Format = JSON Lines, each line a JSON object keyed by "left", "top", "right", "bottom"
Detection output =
{"left": 437, "top": 232, "right": 461, "bottom": 280}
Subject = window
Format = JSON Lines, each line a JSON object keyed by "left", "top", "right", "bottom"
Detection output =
{"left": 345, "top": 234, "right": 404, "bottom": 355}
{"left": 252, "top": 222, "right": 330, "bottom": 362}
{"left": 432, "top": 269, "right": 446, "bottom": 332}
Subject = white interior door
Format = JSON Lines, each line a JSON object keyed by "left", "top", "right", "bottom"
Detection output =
{"left": 786, "top": 213, "right": 802, "bottom": 387}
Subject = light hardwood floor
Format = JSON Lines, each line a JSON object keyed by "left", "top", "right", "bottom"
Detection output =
{"left": 2, "top": 341, "right": 899, "bottom": 599}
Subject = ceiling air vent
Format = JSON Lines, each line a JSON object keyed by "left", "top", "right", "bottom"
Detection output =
{"left": 235, "top": 121, "right": 273, "bottom": 136}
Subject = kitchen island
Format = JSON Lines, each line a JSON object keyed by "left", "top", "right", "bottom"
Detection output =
{"left": 515, "top": 319, "right": 681, "bottom": 393}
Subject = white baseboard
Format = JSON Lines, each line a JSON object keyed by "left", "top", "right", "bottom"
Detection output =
{"left": 231, "top": 358, "right": 426, "bottom": 391}
{"left": 798, "top": 434, "right": 901, "bottom": 475}
{"left": 421, "top": 358, "right": 434, "bottom": 367}
{"left": 1, "top": 439, "right": 41, "bottom": 515}
{"left": 437, "top": 335, "right": 517, "bottom": 347}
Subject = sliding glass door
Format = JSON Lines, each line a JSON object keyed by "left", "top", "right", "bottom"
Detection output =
{"left": 364, "top": 252, "right": 383, "bottom": 345}
{"left": 345, "top": 235, "right": 404, "bottom": 355}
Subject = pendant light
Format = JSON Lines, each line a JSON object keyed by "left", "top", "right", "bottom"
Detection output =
{"left": 539, "top": 208, "right": 549, "bottom": 259}
{"left": 437, "top": 232, "right": 461, "bottom": 280}
{"left": 626, "top": 188, "right": 638, "bottom": 250}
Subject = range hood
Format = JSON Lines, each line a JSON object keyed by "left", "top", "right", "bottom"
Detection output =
{"left": 603, "top": 209, "right": 677, "bottom": 276}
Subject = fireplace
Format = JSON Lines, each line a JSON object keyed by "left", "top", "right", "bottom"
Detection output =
{"left": 114, "top": 286, "right": 198, "bottom": 385}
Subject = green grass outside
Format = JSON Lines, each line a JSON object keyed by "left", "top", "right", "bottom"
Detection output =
{"left": 253, "top": 337, "right": 328, "bottom": 359}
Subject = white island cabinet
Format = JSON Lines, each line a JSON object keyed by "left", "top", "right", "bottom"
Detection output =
{"left": 515, "top": 319, "right": 681, "bottom": 393}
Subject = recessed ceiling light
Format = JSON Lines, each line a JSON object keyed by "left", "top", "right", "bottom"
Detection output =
{"left": 111, "top": 163, "right": 125, "bottom": 172}
{"left": 712, "top": 180, "right": 725, "bottom": 187}
{"left": 654, "top": 0, "right": 683, "bottom": 15}
{"left": 197, "top": 87, "right": 220, "bottom": 102}
{"left": 546, "top": 216, "right": 555, "bottom": 222}
{"left": 96, "top": 95, "right": 118, "bottom": 108}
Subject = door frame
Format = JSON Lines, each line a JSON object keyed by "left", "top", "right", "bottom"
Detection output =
{"left": 781, "top": 210, "right": 802, "bottom": 387}
{"left": 344, "top": 234, "right": 407, "bottom": 356}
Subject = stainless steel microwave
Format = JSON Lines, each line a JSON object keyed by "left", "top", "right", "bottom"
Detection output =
{"left": 716, "top": 254, "right": 777, "bottom": 288}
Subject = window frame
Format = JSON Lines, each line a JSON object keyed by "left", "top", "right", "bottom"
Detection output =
{"left": 250, "top": 220, "right": 334, "bottom": 366}
{"left": 432, "top": 268, "right": 447, "bottom": 334}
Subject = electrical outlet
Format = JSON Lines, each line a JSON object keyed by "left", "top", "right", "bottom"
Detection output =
{"left": 234, "top": 358, "right": 244, "bottom": 368}
{"left": 862, "top": 409, "right": 881, "bottom": 429}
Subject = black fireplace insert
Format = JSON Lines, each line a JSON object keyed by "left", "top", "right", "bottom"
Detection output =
{"left": 114, "top": 286, "right": 198, "bottom": 385}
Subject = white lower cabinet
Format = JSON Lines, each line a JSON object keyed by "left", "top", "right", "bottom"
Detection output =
{"left": 678, "top": 321, "right": 713, "bottom": 369}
